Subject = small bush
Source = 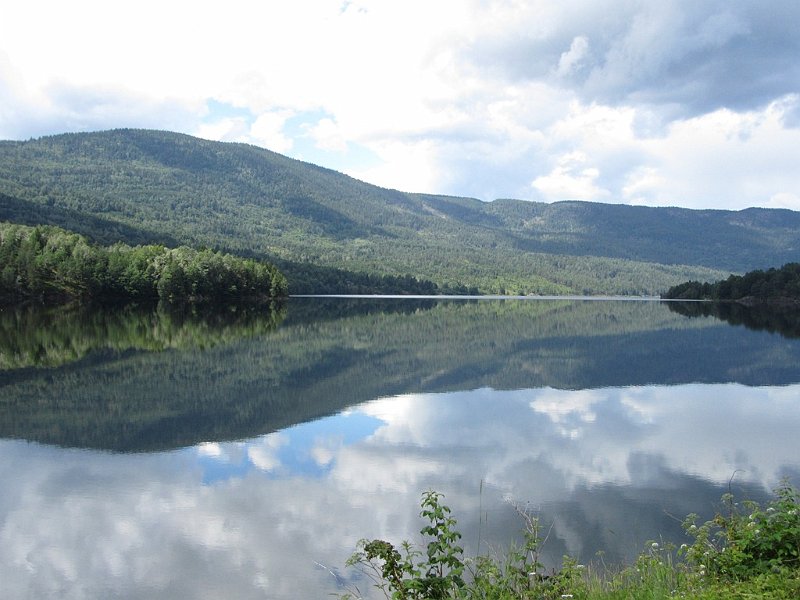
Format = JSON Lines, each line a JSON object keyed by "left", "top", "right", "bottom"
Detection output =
{"left": 682, "top": 479, "right": 800, "bottom": 581}
{"left": 345, "top": 491, "right": 465, "bottom": 599}
{"left": 344, "top": 491, "right": 584, "bottom": 599}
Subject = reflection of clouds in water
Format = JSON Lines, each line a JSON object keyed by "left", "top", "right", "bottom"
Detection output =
{"left": 334, "top": 442, "right": 452, "bottom": 496}
{"left": 2, "top": 384, "right": 800, "bottom": 598}
{"left": 608, "top": 384, "right": 800, "bottom": 486}
{"left": 531, "top": 389, "right": 604, "bottom": 438}
{"left": 197, "top": 440, "right": 248, "bottom": 465}
{"left": 361, "top": 394, "right": 427, "bottom": 444}
{"left": 197, "top": 441, "right": 223, "bottom": 457}
{"left": 0, "top": 443, "right": 382, "bottom": 599}
{"left": 247, "top": 433, "right": 288, "bottom": 472}
{"left": 353, "top": 384, "right": 800, "bottom": 496}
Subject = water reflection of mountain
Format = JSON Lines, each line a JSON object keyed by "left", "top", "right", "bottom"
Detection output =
{"left": 2, "top": 298, "right": 800, "bottom": 452}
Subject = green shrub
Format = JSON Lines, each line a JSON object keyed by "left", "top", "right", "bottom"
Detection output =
{"left": 682, "top": 479, "right": 800, "bottom": 581}
{"left": 343, "top": 483, "right": 800, "bottom": 599}
{"left": 345, "top": 491, "right": 465, "bottom": 599}
{"left": 344, "top": 492, "right": 583, "bottom": 600}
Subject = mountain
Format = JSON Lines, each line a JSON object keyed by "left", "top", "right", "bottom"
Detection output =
{"left": 1, "top": 129, "right": 798, "bottom": 294}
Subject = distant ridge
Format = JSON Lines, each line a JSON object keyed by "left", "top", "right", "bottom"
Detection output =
{"left": 2, "top": 129, "right": 798, "bottom": 294}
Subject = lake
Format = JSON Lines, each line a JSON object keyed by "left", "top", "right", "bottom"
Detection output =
{"left": 1, "top": 297, "right": 799, "bottom": 599}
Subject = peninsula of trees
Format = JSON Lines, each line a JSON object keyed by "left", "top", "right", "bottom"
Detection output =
{"left": 662, "top": 262, "right": 800, "bottom": 304}
{"left": 0, "top": 222, "right": 287, "bottom": 305}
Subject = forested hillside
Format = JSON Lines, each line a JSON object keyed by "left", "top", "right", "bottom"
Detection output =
{"left": 2, "top": 129, "right": 798, "bottom": 294}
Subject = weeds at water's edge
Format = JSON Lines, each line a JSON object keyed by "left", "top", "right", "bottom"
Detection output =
{"left": 337, "top": 480, "right": 800, "bottom": 599}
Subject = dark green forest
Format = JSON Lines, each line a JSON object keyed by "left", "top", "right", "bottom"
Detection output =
{"left": 5, "top": 129, "right": 799, "bottom": 295}
{"left": 663, "top": 262, "right": 800, "bottom": 303}
{"left": 0, "top": 221, "right": 287, "bottom": 305}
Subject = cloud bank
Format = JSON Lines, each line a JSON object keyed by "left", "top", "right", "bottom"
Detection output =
{"left": 1, "top": 1, "right": 799, "bottom": 209}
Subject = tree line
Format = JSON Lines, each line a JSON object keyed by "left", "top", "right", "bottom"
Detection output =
{"left": 0, "top": 222, "right": 288, "bottom": 305}
{"left": 662, "top": 262, "right": 800, "bottom": 302}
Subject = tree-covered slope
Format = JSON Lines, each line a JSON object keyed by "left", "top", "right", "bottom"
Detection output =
{"left": 663, "top": 262, "right": 800, "bottom": 303}
{"left": 2, "top": 129, "right": 797, "bottom": 294}
{"left": 0, "top": 222, "right": 287, "bottom": 305}
{"left": 486, "top": 200, "right": 800, "bottom": 271}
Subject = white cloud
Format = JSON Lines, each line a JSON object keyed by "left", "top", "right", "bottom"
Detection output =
{"left": 307, "top": 117, "right": 348, "bottom": 153}
{"left": 622, "top": 167, "right": 667, "bottom": 204}
{"left": 531, "top": 151, "right": 611, "bottom": 201}
{"left": 194, "top": 117, "right": 251, "bottom": 144}
{"left": 766, "top": 193, "right": 800, "bottom": 211}
{"left": 1, "top": 1, "right": 799, "bottom": 208}
{"left": 248, "top": 111, "right": 295, "bottom": 154}
{"left": 350, "top": 139, "right": 444, "bottom": 196}
{"left": 556, "top": 36, "right": 590, "bottom": 77}
{"left": 194, "top": 110, "right": 295, "bottom": 153}
{"left": 629, "top": 99, "right": 800, "bottom": 208}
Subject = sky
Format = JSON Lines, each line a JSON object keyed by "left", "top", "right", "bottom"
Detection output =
{"left": 2, "top": 0, "right": 800, "bottom": 210}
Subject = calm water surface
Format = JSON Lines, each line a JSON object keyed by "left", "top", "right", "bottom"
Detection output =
{"left": 1, "top": 298, "right": 799, "bottom": 599}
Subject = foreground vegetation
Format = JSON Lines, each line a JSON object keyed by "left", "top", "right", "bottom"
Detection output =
{"left": 0, "top": 221, "right": 287, "bottom": 305}
{"left": 663, "top": 262, "right": 800, "bottom": 304}
{"left": 343, "top": 483, "right": 800, "bottom": 599}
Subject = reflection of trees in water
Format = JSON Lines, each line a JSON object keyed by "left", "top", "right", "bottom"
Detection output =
{"left": 2, "top": 299, "right": 800, "bottom": 452}
{"left": 283, "top": 296, "right": 440, "bottom": 324}
{"left": 666, "top": 301, "right": 800, "bottom": 338}
{"left": 0, "top": 301, "right": 286, "bottom": 370}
